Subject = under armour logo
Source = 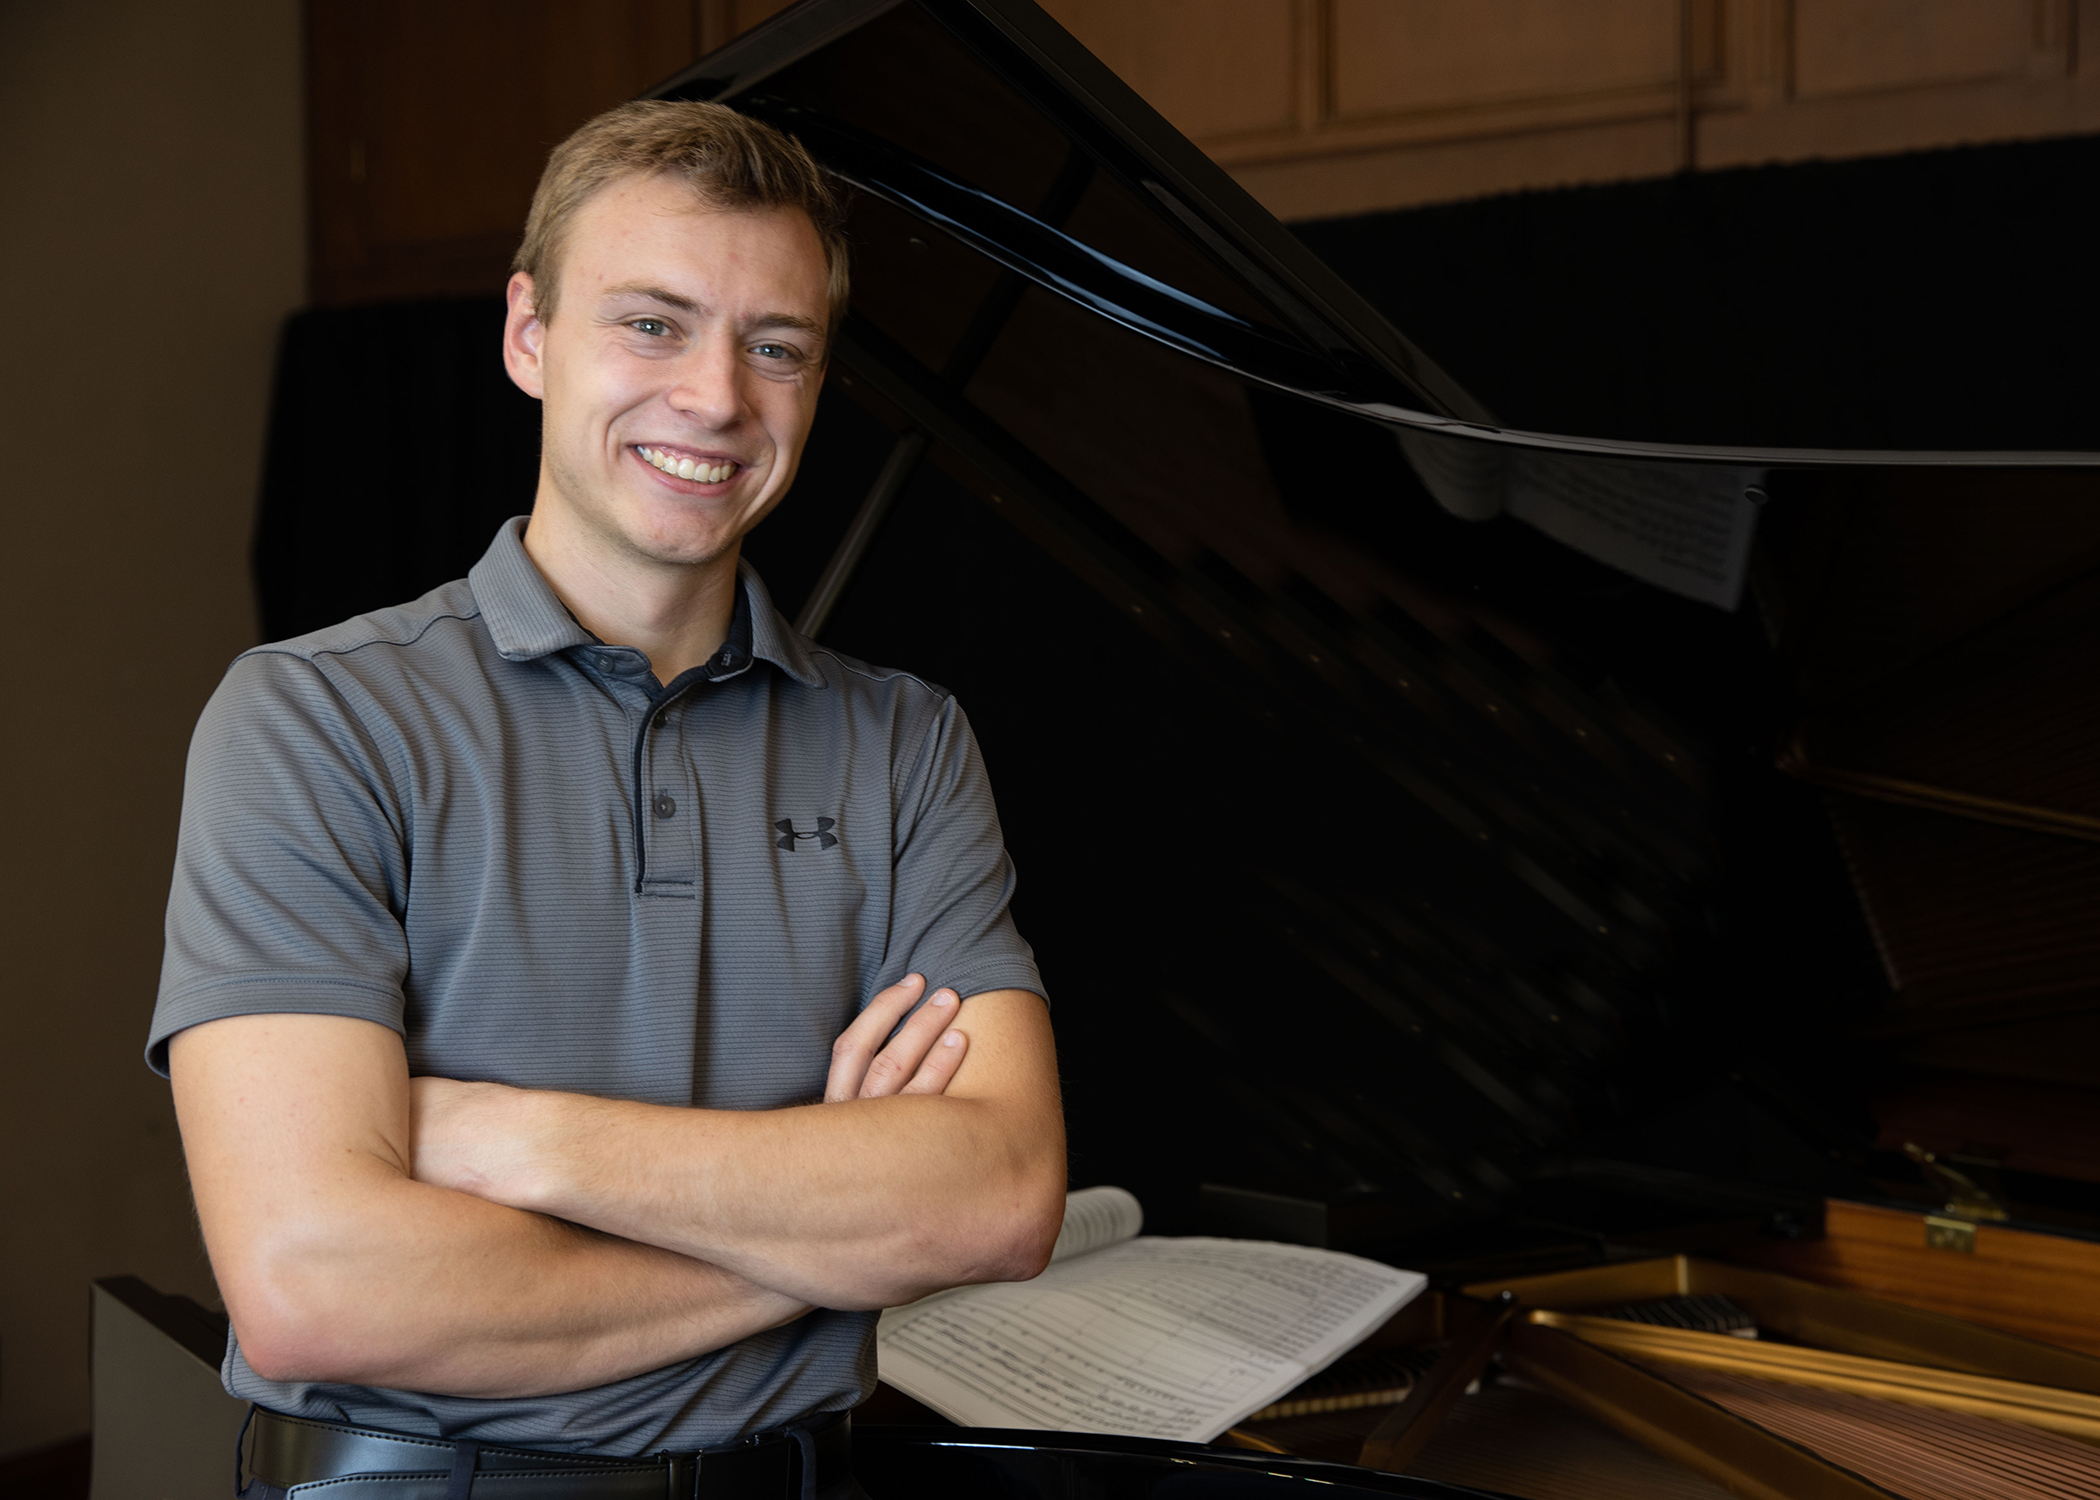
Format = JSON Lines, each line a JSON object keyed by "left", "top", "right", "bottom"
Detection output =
{"left": 774, "top": 817, "right": 838, "bottom": 851}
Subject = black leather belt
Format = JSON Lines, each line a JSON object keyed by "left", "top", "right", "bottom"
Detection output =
{"left": 239, "top": 1404, "right": 860, "bottom": 1499}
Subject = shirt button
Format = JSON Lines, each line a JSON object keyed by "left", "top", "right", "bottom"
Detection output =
{"left": 652, "top": 792, "right": 676, "bottom": 819}
{"left": 595, "top": 654, "right": 617, "bottom": 672}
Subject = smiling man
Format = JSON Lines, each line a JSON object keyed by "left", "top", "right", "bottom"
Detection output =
{"left": 150, "top": 102, "right": 1065, "bottom": 1499}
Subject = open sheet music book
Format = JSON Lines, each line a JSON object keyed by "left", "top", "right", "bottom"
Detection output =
{"left": 875, "top": 1186, "right": 1428, "bottom": 1443}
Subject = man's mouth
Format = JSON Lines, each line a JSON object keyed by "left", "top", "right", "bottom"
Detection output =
{"left": 638, "top": 445, "right": 740, "bottom": 485}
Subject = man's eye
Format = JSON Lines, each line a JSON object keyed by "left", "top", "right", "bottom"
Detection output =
{"left": 752, "top": 343, "right": 790, "bottom": 360}
{"left": 630, "top": 318, "right": 670, "bottom": 336}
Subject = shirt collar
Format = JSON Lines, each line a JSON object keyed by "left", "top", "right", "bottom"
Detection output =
{"left": 469, "top": 517, "right": 594, "bottom": 661}
{"left": 467, "top": 517, "right": 825, "bottom": 687}
{"left": 737, "top": 557, "right": 824, "bottom": 687}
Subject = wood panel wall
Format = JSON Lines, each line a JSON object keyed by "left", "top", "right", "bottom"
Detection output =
{"left": 306, "top": 0, "right": 2099, "bottom": 304}
{"left": 306, "top": 0, "right": 796, "bottom": 304}
{"left": 1043, "top": 0, "right": 2100, "bottom": 221}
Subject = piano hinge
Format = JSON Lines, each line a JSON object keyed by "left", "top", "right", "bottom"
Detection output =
{"left": 1904, "top": 1142, "right": 2009, "bottom": 1245}
{"left": 1923, "top": 1214, "right": 1977, "bottom": 1253}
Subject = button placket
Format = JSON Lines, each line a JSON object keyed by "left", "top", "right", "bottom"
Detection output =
{"left": 638, "top": 694, "right": 701, "bottom": 895}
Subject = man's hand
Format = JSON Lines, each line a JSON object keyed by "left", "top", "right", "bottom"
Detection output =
{"left": 825, "top": 973, "right": 969, "bottom": 1101}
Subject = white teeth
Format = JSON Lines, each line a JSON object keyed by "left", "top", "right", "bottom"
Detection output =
{"left": 640, "top": 446, "right": 735, "bottom": 482}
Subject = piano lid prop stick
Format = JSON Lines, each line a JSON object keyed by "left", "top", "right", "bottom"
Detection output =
{"left": 794, "top": 148, "right": 1097, "bottom": 642}
{"left": 1358, "top": 1290, "right": 1520, "bottom": 1473}
{"left": 794, "top": 428, "right": 930, "bottom": 639}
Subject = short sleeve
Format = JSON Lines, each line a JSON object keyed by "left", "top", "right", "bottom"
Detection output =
{"left": 882, "top": 697, "right": 1045, "bottom": 1008}
{"left": 147, "top": 651, "right": 413, "bottom": 1076}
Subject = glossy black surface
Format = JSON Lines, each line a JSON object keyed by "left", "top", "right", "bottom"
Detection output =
{"left": 658, "top": 0, "right": 2100, "bottom": 468}
{"left": 854, "top": 1428, "right": 1501, "bottom": 1499}
{"left": 737, "top": 96, "right": 1385, "bottom": 404}
{"left": 657, "top": 0, "right": 1486, "bottom": 425}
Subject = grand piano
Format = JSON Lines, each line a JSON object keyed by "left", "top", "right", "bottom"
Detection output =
{"left": 245, "top": 0, "right": 2100, "bottom": 1495}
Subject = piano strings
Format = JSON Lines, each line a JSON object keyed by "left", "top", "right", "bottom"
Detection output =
{"left": 1664, "top": 1363, "right": 2100, "bottom": 1500}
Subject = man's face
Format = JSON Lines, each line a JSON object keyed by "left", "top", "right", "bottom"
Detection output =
{"left": 504, "top": 173, "right": 832, "bottom": 570}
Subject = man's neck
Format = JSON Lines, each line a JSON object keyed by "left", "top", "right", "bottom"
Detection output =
{"left": 522, "top": 507, "right": 740, "bottom": 685}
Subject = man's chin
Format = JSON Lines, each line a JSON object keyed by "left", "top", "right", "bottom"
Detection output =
{"left": 624, "top": 531, "right": 740, "bottom": 570}
{"left": 619, "top": 490, "right": 777, "bottom": 571}
{"left": 597, "top": 505, "right": 750, "bottom": 571}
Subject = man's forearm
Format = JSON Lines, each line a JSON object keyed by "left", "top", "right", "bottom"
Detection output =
{"left": 418, "top": 991, "right": 1066, "bottom": 1309}
{"left": 224, "top": 1170, "right": 807, "bottom": 1397}
{"left": 518, "top": 1093, "right": 1050, "bottom": 1306}
{"left": 170, "top": 1014, "right": 808, "bottom": 1399}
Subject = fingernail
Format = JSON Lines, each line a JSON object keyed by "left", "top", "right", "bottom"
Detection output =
{"left": 942, "top": 1031, "right": 962, "bottom": 1047}
{"left": 906, "top": 973, "right": 926, "bottom": 987}
{"left": 933, "top": 990, "right": 956, "bottom": 1008}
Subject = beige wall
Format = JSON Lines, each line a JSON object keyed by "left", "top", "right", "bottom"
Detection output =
{"left": 0, "top": 0, "right": 304, "bottom": 1459}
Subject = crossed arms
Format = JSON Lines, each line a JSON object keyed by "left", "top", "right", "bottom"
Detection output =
{"left": 169, "top": 975, "right": 1064, "bottom": 1399}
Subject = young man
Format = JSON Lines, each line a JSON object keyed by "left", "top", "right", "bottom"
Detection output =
{"left": 150, "top": 101, "right": 1065, "bottom": 1497}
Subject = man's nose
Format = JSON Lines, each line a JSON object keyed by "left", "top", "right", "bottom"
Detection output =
{"left": 666, "top": 336, "right": 747, "bottom": 428}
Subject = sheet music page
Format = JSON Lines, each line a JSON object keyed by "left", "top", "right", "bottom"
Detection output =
{"left": 877, "top": 1236, "right": 1426, "bottom": 1442}
{"left": 1505, "top": 452, "right": 1761, "bottom": 611}
{"left": 1391, "top": 426, "right": 1762, "bottom": 611}
{"left": 1048, "top": 1185, "right": 1144, "bottom": 1263}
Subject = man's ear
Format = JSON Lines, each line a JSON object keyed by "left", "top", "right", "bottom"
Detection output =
{"left": 502, "top": 272, "right": 548, "bottom": 399}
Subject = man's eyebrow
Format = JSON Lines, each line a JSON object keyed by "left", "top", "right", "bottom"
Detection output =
{"left": 753, "top": 312, "right": 827, "bottom": 340}
{"left": 599, "top": 282, "right": 699, "bottom": 312}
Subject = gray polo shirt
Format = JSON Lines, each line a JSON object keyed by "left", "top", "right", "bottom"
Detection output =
{"left": 148, "top": 516, "right": 1043, "bottom": 1455}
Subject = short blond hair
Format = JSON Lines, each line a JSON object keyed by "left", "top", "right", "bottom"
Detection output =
{"left": 514, "top": 100, "right": 849, "bottom": 330}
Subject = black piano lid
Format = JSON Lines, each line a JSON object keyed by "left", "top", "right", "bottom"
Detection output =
{"left": 651, "top": 0, "right": 2100, "bottom": 467}
{"left": 641, "top": 0, "right": 2100, "bottom": 1258}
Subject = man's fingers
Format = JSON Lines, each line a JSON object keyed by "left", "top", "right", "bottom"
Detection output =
{"left": 858, "top": 987, "right": 960, "bottom": 1099}
{"left": 899, "top": 1027, "right": 967, "bottom": 1096}
{"left": 825, "top": 974, "right": 925, "bottom": 1103}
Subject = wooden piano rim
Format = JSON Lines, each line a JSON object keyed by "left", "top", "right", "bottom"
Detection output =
{"left": 1531, "top": 1308, "right": 2100, "bottom": 1443}
{"left": 1460, "top": 1253, "right": 2100, "bottom": 1396}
